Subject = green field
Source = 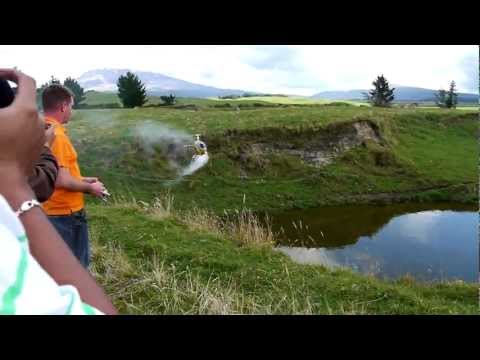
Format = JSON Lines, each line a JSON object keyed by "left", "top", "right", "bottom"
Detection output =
{"left": 72, "top": 105, "right": 478, "bottom": 212}
{"left": 66, "top": 101, "right": 479, "bottom": 314}
{"left": 83, "top": 91, "right": 478, "bottom": 109}
{"left": 84, "top": 91, "right": 369, "bottom": 107}
{"left": 208, "top": 95, "right": 367, "bottom": 106}
{"left": 84, "top": 91, "right": 121, "bottom": 105}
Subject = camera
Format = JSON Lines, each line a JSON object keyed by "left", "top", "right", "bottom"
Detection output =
{"left": 0, "top": 79, "right": 15, "bottom": 109}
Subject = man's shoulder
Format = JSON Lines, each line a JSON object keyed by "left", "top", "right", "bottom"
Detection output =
{"left": 53, "top": 129, "right": 73, "bottom": 145}
{"left": 50, "top": 131, "right": 76, "bottom": 160}
{"left": 53, "top": 125, "right": 67, "bottom": 136}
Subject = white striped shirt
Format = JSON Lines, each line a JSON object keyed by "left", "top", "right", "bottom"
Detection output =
{"left": 0, "top": 194, "right": 103, "bottom": 315}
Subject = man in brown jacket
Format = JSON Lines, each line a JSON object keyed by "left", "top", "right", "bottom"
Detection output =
{"left": 28, "top": 125, "right": 59, "bottom": 202}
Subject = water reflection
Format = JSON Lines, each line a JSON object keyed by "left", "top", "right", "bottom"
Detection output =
{"left": 268, "top": 203, "right": 477, "bottom": 282}
{"left": 394, "top": 211, "right": 443, "bottom": 243}
{"left": 275, "top": 247, "right": 342, "bottom": 268}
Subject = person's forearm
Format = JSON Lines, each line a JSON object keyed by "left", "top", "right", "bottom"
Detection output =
{"left": 0, "top": 170, "right": 117, "bottom": 315}
{"left": 57, "top": 168, "right": 92, "bottom": 193}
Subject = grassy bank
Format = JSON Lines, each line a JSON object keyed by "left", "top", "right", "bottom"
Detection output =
{"left": 88, "top": 198, "right": 478, "bottom": 314}
{"left": 70, "top": 106, "right": 478, "bottom": 213}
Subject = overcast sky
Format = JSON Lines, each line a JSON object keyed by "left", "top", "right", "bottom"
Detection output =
{"left": 1, "top": 45, "right": 478, "bottom": 95}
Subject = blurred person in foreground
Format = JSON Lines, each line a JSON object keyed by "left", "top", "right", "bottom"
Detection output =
{"left": 0, "top": 70, "right": 116, "bottom": 315}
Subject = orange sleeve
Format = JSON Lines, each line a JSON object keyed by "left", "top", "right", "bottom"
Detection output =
{"left": 49, "top": 133, "right": 72, "bottom": 168}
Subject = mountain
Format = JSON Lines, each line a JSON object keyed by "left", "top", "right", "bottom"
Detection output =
{"left": 77, "top": 69, "right": 257, "bottom": 98}
{"left": 311, "top": 89, "right": 367, "bottom": 101}
{"left": 311, "top": 86, "right": 479, "bottom": 103}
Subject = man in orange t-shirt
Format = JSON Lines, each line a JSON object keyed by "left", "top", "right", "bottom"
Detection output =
{"left": 41, "top": 84, "right": 105, "bottom": 268}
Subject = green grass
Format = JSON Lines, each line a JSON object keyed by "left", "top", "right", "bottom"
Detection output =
{"left": 71, "top": 106, "right": 478, "bottom": 213}
{"left": 208, "top": 95, "right": 367, "bottom": 106}
{"left": 84, "top": 91, "right": 121, "bottom": 105}
{"left": 84, "top": 91, "right": 278, "bottom": 108}
{"left": 391, "top": 113, "right": 478, "bottom": 183}
{"left": 83, "top": 91, "right": 368, "bottom": 108}
{"left": 84, "top": 91, "right": 477, "bottom": 110}
{"left": 454, "top": 106, "right": 479, "bottom": 111}
{"left": 89, "top": 200, "right": 478, "bottom": 314}
{"left": 66, "top": 104, "right": 478, "bottom": 314}
{"left": 73, "top": 103, "right": 477, "bottom": 135}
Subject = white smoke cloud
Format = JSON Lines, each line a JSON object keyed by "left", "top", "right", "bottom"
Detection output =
{"left": 133, "top": 121, "right": 192, "bottom": 156}
{"left": 133, "top": 121, "right": 209, "bottom": 178}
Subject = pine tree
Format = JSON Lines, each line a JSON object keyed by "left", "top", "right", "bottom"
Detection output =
{"left": 63, "top": 77, "right": 86, "bottom": 108}
{"left": 116, "top": 72, "right": 147, "bottom": 108}
{"left": 366, "top": 74, "right": 395, "bottom": 107}
{"left": 445, "top": 81, "right": 458, "bottom": 109}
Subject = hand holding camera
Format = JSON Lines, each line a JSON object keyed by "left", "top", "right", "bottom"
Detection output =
{"left": 0, "top": 69, "right": 45, "bottom": 178}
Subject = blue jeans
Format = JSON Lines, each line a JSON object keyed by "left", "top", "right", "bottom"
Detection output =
{"left": 49, "top": 209, "right": 90, "bottom": 268}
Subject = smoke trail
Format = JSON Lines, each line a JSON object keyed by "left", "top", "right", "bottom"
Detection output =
{"left": 181, "top": 154, "right": 209, "bottom": 176}
{"left": 133, "top": 121, "right": 209, "bottom": 179}
{"left": 133, "top": 121, "right": 192, "bottom": 156}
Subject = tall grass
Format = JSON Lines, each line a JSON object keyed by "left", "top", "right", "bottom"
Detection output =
{"left": 109, "top": 191, "right": 277, "bottom": 248}
{"left": 90, "top": 233, "right": 315, "bottom": 314}
{"left": 150, "top": 192, "right": 175, "bottom": 220}
{"left": 178, "top": 207, "right": 224, "bottom": 236}
{"left": 226, "top": 210, "right": 274, "bottom": 247}
{"left": 179, "top": 207, "right": 274, "bottom": 248}
{"left": 107, "top": 192, "right": 174, "bottom": 220}
{"left": 90, "top": 236, "right": 375, "bottom": 314}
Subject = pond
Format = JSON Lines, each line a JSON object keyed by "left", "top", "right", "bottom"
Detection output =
{"left": 265, "top": 203, "right": 478, "bottom": 282}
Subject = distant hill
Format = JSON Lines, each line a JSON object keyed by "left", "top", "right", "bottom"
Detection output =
{"left": 311, "top": 86, "right": 479, "bottom": 103}
{"left": 77, "top": 70, "right": 479, "bottom": 103}
{"left": 77, "top": 69, "right": 259, "bottom": 98}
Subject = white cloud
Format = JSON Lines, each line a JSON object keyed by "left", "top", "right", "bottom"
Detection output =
{"left": 0, "top": 45, "right": 477, "bottom": 95}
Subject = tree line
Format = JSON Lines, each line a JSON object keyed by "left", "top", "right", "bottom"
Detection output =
{"left": 39, "top": 71, "right": 460, "bottom": 109}
{"left": 364, "top": 74, "right": 458, "bottom": 108}
{"left": 38, "top": 71, "right": 176, "bottom": 109}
